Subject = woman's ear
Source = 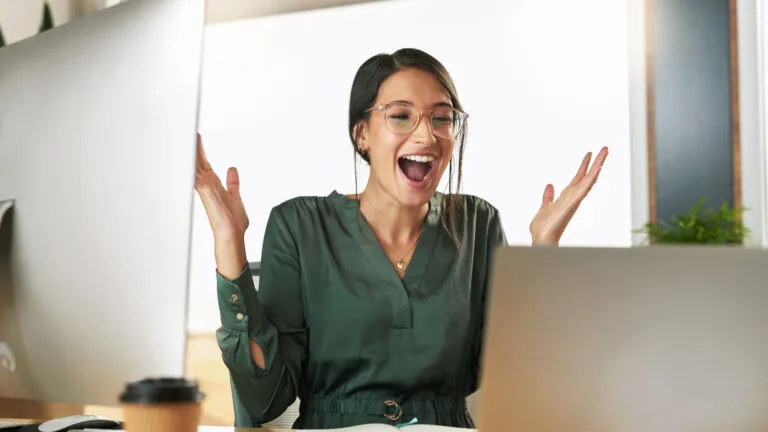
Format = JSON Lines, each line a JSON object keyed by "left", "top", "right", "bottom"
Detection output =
{"left": 353, "top": 121, "right": 368, "bottom": 152}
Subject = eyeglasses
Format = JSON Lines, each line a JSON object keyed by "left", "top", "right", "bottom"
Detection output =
{"left": 365, "top": 102, "right": 469, "bottom": 140}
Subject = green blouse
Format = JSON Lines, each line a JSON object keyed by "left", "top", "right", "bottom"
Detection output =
{"left": 215, "top": 190, "right": 507, "bottom": 429}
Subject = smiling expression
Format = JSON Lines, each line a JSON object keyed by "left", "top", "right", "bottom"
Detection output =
{"left": 357, "top": 68, "right": 460, "bottom": 207}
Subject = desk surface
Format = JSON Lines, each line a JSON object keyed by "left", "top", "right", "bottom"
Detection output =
{"left": 1, "top": 420, "right": 284, "bottom": 432}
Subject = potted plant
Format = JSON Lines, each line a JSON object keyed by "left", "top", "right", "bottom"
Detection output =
{"left": 636, "top": 198, "right": 750, "bottom": 245}
{"left": 40, "top": 1, "right": 54, "bottom": 33}
{"left": 0, "top": 2, "right": 53, "bottom": 50}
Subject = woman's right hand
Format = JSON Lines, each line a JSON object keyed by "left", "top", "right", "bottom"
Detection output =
{"left": 195, "top": 133, "right": 250, "bottom": 278}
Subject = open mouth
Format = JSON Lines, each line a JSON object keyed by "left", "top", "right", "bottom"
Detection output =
{"left": 398, "top": 155, "right": 436, "bottom": 186}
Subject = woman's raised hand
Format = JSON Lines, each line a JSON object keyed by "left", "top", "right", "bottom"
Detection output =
{"left": 194, "top": 133, "right": 249, "bottom": 278}
{"left": 528, "top": 147, "right": 608, "bottom": 246}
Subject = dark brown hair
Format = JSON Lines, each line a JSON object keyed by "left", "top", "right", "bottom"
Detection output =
{"left": 348, "top": 48, "right": 467, "bottom": 248}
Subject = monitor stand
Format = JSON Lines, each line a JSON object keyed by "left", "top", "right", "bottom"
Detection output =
{"left": 0, "top": 200, "right": 87, "bottom": 421}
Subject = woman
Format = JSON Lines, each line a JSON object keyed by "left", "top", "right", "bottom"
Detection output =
{"left": 195, "top": 48, "right": 608, "bottom": 429}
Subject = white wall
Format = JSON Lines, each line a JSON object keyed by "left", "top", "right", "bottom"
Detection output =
{"left": 187, "top": 0, "right": 636, "bottom": 333}
{"left": 628, "top": 0, "right": 650, "bottom": 245}
{"left": 0, "top": 0, "right": 89, "bottom": 45}
{"left": 760, "top": 0, "right": 768, "bottom": 245}
{"left": 737, "top": 0, "right": 768, "bottom": 248}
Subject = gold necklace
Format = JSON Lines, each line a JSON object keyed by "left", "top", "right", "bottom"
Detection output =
{"left": 394, "top": 228, "right": 423, "bottom": 271}
{"left": 358, "top": 192, "right": 424, "bottom": 272}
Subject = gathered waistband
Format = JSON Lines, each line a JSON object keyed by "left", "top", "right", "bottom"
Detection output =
{"left": 306, "top": 394, "right": 468, "bottom": 420}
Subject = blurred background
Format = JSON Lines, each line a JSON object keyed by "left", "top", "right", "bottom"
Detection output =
{"left": 1, "top": 0, "right": 765, "bottom": 427}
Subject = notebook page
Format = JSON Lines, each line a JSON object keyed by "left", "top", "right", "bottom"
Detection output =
{"left": 299, "top": 424, "right": 395, "bottom": 432}
{"left": 300, "top": 425, "right": 476, "bottom": 431}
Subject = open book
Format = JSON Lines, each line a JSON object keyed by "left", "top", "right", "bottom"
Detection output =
{"left": 301, "top": 425, "right": 475, "bottom": 431}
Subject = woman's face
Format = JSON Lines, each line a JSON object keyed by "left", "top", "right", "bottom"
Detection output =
{"left": 358, "top": 68, "right": 458, "bottom": 208}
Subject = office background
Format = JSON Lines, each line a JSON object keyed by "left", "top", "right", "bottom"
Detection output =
{"left": 191, "top": 0, "right": 638, "bottom": 335}
{"left": 192, "top": 0, "right": 767, "bottom": 335}
{"left": 3, "top": 0, "right": 765, "bottom": 331}
{"left": 1, "top": 0, "right": 766, "bottom": 426}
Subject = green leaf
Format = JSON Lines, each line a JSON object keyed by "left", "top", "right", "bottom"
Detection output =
{"left": 637, "top": 197, "right": 749, "bottom": 245}
{"left": 39, "top": 2, "right": 54, "bottom": 33}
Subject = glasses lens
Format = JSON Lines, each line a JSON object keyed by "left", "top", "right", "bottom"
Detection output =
{"left": 431, "top": 108, "right": 458, "bottom": 139}
{"left": 384, "top": 104, "right": 465, "bottom": 139}
{"left": 385, "top": 104, "right": 418, "bottom": 134}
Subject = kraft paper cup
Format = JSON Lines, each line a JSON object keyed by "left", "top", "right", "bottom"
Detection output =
{"left": 119, "top": 377, "right": 204, "bottom": 432}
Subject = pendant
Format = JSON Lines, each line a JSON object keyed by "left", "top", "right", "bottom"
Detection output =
{"left": 396, "top": 260, "right": 406, "bottom": 271}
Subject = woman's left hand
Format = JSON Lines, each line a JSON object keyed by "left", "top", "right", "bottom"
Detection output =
{"left": 529, "top": 146, "right": 609, "bottom": 246}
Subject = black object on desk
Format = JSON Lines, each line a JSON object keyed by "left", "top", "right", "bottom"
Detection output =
{"left": 15, "top": 415, "right": 122, "bottom": 432}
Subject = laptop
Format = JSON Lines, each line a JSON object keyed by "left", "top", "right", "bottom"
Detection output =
{"left": 477, "top": 245, "right": 768, "bottom": 432}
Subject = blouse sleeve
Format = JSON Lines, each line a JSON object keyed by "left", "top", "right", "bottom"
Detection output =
{"left": 215, "top": 205, "right": 307, "bottom": 423}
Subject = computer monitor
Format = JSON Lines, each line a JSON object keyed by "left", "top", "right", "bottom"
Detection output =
{"left": 479, "top": 245, "right": 768, "bottom": 431}
{"left": 0, "top": 0, "right": 205, "bottom": 411}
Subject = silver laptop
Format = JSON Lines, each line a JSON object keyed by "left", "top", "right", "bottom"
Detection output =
{"left": 478, "top": 245, "right": 768, "bottom": 432}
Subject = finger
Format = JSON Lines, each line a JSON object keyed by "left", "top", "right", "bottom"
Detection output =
{"left": 228, "top": 167, "right": 249, "bottom": 217}
{"left": 574, "top": 147, "right": 609, "bottom": 198}
{"left": 226, "top": 167, "right": 241, "bottom": 199}
{"left": 196, "top": 133, "right": 212, "bottom": 173}
{"left": 585, "top": 146, "right": 609, "bottom": 184}
{"left": 568, "top": 152, "right": 592, "bottom": 186}
{"left": 539, "top": 184, "right": 555, "bottom": 210}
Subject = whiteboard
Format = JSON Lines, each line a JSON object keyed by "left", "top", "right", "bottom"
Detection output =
{"left": 187, "top": 0, "right": 634, "bottom": 333}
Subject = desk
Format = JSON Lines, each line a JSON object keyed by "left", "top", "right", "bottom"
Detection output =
{"left": 1, "top": 419, "right": 285, "bottom": 432}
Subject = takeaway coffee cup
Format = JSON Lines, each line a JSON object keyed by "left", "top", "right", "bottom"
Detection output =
{"left": 119, "top": 377, "right": 204, "bottom": 432}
